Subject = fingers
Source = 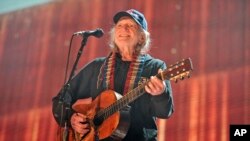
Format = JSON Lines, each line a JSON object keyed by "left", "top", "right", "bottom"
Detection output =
{"left": 70, "top": 113, "right": 90, "bottom": 135}
{"left": 145, "top": 69, "right": 166, "bottom": 96}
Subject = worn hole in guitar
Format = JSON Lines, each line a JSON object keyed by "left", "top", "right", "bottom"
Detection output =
{"left": 93, "top": 115, "right": 104, "bottom": 126}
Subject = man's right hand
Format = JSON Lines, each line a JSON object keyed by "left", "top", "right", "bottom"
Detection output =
{"left": 70, "top": 113, "right": 90, "bottom": 137}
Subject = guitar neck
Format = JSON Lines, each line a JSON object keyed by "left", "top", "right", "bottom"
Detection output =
{"left": 96, "top": 83, "right": 147, "bottom": 121}
{"left": 117, "top": 83, "right": 146, "bottom": 109}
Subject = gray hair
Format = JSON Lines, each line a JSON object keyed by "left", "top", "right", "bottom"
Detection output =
{"left": 108, "top": 26, "right": 151, "bottom": 54}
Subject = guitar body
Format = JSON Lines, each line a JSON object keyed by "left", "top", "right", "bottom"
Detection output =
{"left": 70, "top": 90, "right": 131, "bottom": 141}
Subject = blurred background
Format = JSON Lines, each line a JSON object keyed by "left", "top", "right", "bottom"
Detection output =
{"left": 0, "top": 0, "right": 249, "bottom": 140}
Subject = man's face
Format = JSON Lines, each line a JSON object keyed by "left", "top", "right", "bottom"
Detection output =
{"left": 114, "top": 16, "right": 141, "bottom": 49}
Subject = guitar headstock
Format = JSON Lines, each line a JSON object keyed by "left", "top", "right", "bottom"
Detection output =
{"left": 157, "top": 58, "right": 193, "bottom": 82}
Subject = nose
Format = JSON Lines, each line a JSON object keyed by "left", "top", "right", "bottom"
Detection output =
{"left": 119, "top": 24, "right": 130, "bottom": 31}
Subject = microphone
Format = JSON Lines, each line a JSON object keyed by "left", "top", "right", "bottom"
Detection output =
{"left": 73, "top": 28, "right": 104, "bottom": 38}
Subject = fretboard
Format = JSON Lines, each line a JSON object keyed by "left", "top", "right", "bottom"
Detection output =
{"left": 96, "top": 82, "right": 147, "bottom": 121}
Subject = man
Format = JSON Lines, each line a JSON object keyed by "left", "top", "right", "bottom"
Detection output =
{"left": 52, "top": 9, "right": 174, "bottom": 141}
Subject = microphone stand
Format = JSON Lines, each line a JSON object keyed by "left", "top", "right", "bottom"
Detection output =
{"left": 68, "top": 36, "right": 88, "bottom": 83}
{"left": 59, "top": 35, "right": 89, "bottom": 141}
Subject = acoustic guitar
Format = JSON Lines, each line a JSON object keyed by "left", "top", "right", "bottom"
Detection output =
{"left": 59, "top": 58, "right": 193, "bottom": 141}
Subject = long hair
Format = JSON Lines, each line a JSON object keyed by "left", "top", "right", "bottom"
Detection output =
{"left": 108, "top": 25, "right": 151, "bottom": 54}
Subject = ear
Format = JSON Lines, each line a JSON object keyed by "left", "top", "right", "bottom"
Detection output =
{"left": 138, "top": 32, "right": 145, "bottom": 44}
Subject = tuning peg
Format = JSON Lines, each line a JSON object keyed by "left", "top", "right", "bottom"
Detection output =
{"left": 180, "top": 76, "right": 185, "bottom": 80}
{"left": 187, "top": 72, "right": 191, "bottom": 78}
{"left": 174, "top": 78, "right": 178, "bottom": 83}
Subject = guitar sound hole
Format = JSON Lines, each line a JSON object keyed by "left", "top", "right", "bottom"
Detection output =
{"left": 93, "top": 116, "right": 104, "bottom": 126}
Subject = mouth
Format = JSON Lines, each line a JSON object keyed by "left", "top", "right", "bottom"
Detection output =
{"left": 118, "top": 34, "right": 130, "bottom": 38}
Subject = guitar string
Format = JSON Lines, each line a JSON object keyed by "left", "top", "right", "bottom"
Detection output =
{"left": 94, "top": 83, "right": 147, "bottom": 121}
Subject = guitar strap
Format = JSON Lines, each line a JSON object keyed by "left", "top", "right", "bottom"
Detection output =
{"left": 97, "top": 52, "right": 145, "bottom": 95}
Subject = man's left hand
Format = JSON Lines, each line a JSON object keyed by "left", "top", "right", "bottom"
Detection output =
{"left": 145, "top": 69, "right": 166, "bottom": 96}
